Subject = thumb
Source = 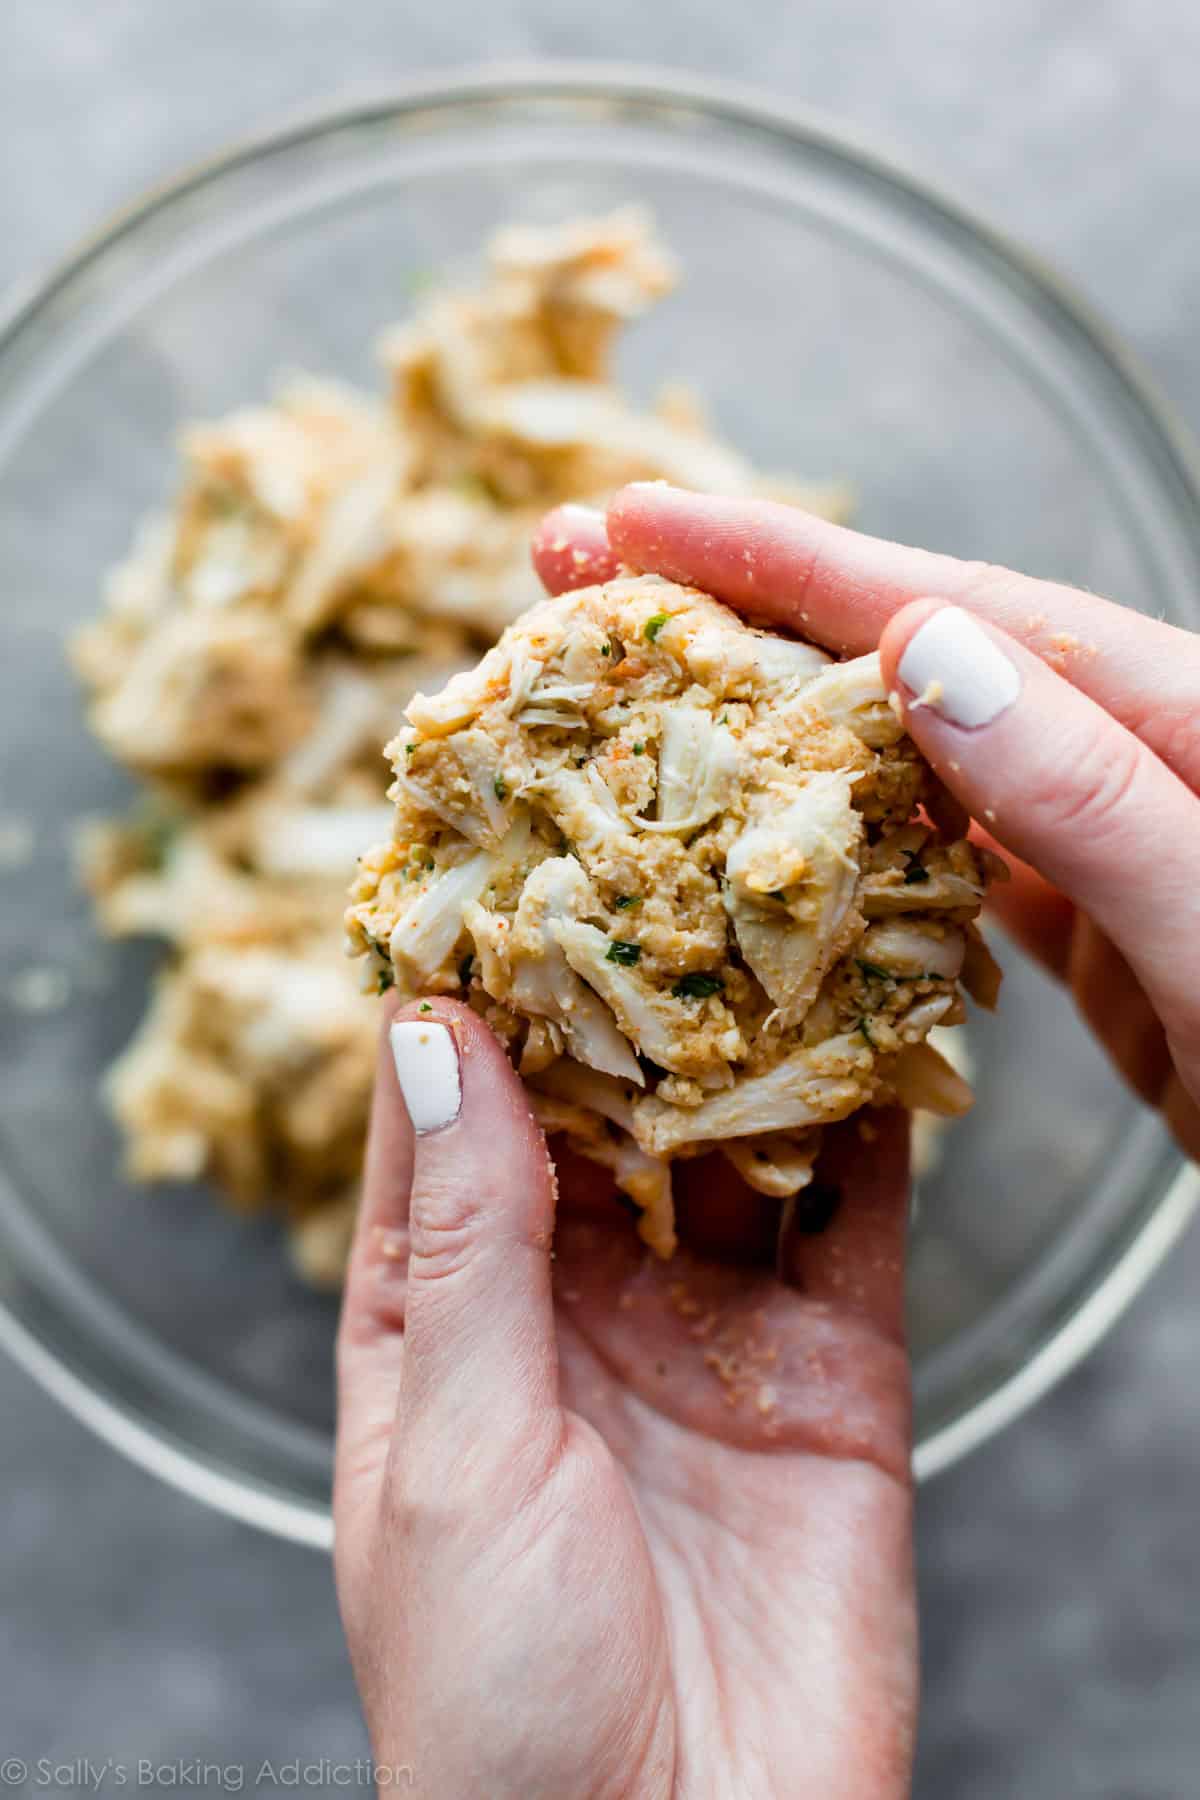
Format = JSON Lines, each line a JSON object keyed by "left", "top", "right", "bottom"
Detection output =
{"left": 880, "top": 601, "right": 1200, "bottom": 1081}
{"left": 387, "top": 1000, "right": 562, "bottom": 1462}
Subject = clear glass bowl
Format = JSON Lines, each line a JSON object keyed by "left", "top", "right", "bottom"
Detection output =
{"left": 1, "top": 69, "right": 1196, "bottom": 1546}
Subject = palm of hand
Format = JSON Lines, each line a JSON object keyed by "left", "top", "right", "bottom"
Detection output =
{"left": 467, "top": 1146, "right": 917, "bottom": 1800}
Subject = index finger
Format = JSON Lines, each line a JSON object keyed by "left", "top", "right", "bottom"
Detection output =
{"left": 605, "top": 484, "right": 1200, "bottom": 788}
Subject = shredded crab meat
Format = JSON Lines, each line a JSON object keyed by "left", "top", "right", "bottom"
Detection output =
{"left": 721, "top": 1130, "right": 820, "bottom": 1198}
{"left": 388, "top": 823, "right": 529, "bottom": 990}
{"left": 637, "top": 706, "right": 741, "bottom": 833}
{"left": 786, "top": 653, "right": 906, "bottom": 749}
{"left": 349, "top": 572, "right": 1000, "bottom": 1256}
{"left": 502, "top": 856, "right": 645, "bottom": 1084}
{"left": 723, "top": 771, "right": 863, "bottom": 1025}
{"left": 888, "top": 1039, "right": 976, "bottom": 1116}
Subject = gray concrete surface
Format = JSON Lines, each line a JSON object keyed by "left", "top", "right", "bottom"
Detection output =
{"left": 4, "top": 3, "right": 1200, "bottom": 1795}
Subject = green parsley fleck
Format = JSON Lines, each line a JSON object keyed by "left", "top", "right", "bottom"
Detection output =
{"left": 856, "top": 1017, "right": 875, "bottom": 1046}
{"left": 718, "top": 713, "right": 728, "bottom": 725}
{"left": 856, "top": 959, "right": 893, "bottom": 983}
{"left": 672, "top": 972, "right": 724, "bottom": 1001}
{"left": 493, "top": 774, "right": 508, "bottom": 802}
{"left": 419, "top": 1001, "right": 433, "bottom": 1013}
{"left": 643, "top": 612, "right": 670, "bottom": 643}
{"left": 769, "top": 889, "right": 787, "bottom": 902}
{"left": 606, "top": 939, "right": 642, "bottom": 966}
{"left": 614, "top": 894, "right": 641, "bottom": 911}
{"left": 377, "top": 967, "right": 395, "bottom": 995}
{"left": 132, "top": 802, "right": 177, "bottom": 873}
{"left": 405, "top": 743, "right": 416, "bottom": 758}
{"left": 601, "top": 642, "right": 611, "bottom": 657}
{"left": 632, "top": 741, "right": 645, "bottom": 756}
{"left": 904, "top": 860, "right": 930, "bottom": 885}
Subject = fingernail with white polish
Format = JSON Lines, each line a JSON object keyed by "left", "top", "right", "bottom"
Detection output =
{"left": 898, "top": 606, "right": 1021, "bottom": 729}
{"left": 389, "top": 1020, "right": 462, "bottom": 1134}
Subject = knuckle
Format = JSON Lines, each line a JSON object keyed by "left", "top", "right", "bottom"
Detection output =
{"left": 956, "top": 559, "right": 1028, "bottom": 613}
{"left": 1154, "top": 703, "right": 1200, "bottom": 784}
{"left": 407, "top": 1187, "right": 481, "bottom": 1287}
{"left": 406, "top": 1163, "right": 528, "bottom": 1286}
{"left": 1029, "top": 726, "right": 1146, "bottom": 845}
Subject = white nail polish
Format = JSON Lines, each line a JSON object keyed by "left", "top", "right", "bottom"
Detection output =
{"left": 389, "top": 1020, "right": 462, "bottom": 1134}
{"left": 897, "top": 607, "right": 1021, "bottom": 729}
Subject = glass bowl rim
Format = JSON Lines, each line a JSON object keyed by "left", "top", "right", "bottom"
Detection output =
{"left": 2, "top": 61, "right": 1197, "bottom": 1547}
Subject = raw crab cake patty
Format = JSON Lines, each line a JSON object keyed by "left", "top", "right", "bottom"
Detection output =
{"left": 347, "top": 574, "right": 1001, "bottom": 1255}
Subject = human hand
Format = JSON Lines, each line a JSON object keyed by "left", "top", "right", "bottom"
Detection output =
{"left": 534, "top": 487, "right": 1200, "bottom": 1159}
{"left": 334, "top": 1000, "right": 917, "bottom": 1798}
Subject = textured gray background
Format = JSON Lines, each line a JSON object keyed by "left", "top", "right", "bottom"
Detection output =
{"left": 4, "top": 4, "right": 1200, "bottom": 1796}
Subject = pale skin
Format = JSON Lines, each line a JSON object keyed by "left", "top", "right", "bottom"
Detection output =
{"left": 334, "top": 485, "right": 1200, "bottom": 1797}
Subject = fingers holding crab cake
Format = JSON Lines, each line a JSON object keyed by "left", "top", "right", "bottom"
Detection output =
{"left": 346, "top": 574, "right": 999, "bottom": 1255}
